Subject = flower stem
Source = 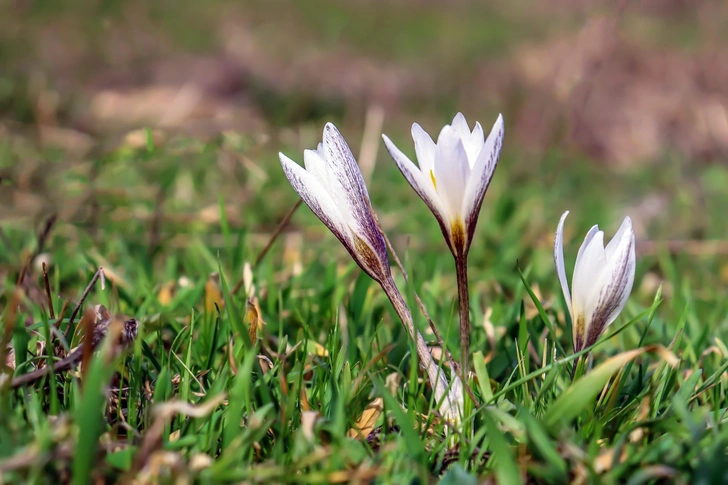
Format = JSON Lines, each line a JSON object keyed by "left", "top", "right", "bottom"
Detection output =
{"left": 455, "top": 255, "right": 471, "bottom": 377}
{"left": 380, "top": 277, "right": 461, "bottom": 420}
{"left": 377, "top": 225, "right": 479, "bottom": 407}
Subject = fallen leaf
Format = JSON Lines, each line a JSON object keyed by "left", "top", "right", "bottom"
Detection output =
{"left": 594, "top": 447, "right": 627, "bottom": 474}
{"left": 189, "top": 453, "right": 212, "bottom": 471}
{"left": 300, "top": 387, "right": 311, "bottom": 411}
{"left": 301, "top": 410, "right": 321, "bottom": 442}
{"left": 246, "top": 298, "right": 265, "bottom": 343}
{"left": 4, "top": 346, "right": 15, "bottom": 370}
{"left": 347, "top": 398, "right": 383, "bottom": 439}
{"left": 243, "top": 262, "right": 255, "bottom": 297}
{"left": 205, "top": 273, "right": 223, "bottom": 313}
{"left": 157, "top": 281, "right": 176, "bottom": 307}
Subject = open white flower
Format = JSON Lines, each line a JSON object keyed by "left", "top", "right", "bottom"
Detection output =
{"left": 279, "top": 123, "right": 391, "bottom": 284}
{"left": 383, "top": 112, "right": 504, "bottom": 374}
{"left": 554, "top": 211, "right": 636, "bottom": 353}
{"left": 382, "top": 112, "right": 504, "bottom": 257}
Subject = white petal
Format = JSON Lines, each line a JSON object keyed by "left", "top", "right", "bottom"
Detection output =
{"left": 303, "top": 147, "right": 328, "bottom": 188}
{"left": 320, "top": 124, "right": 372, "bottom": 225}
{"left": 554, "top": 211, "right": 572, "bottom": 318}
{"left": 584, "top": 219, "right": 636, "bottom": 345}
{"left": 411, "top": 123, "right": 436, "bottom": 177}
{"left": 321, "top": 123, "right": 389, "bottom": 262}
{"left": 568, "top": 221, "right": 599, "bottom": 350}
{"left": 382, "top": 134, "right": 449, "bottom": 229}
{"left": 433, "top": 126, "right": 470, "bottom": 222}
{"left": 463, "top": 121, "right": 485, "bottom": 167}
{"left": 605, "top": 216, "right": 633, "bottom": 263}
{"left": 575, "top": 225, "right": 600, "bottom": 269}
{"left": 460, "top": 114, "right": 504, "bottom": 241}
{"left": 571, "top": 230, "right": 605, "bottom": 316}
{"left": 279, "top": 152, "right": 351, "bottom": 245}
{"left": 450, "top": 112, "right": 471, "bottom": 140}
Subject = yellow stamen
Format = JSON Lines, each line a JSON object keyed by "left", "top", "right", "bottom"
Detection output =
{"left": 574, "top": 312, "right": 585, "bottom": 350}
{"left": 430, "top": 169, "right": 437, "bottom": 190}
{"left": 451, "top": 219, "right": 466, "bottom": 255}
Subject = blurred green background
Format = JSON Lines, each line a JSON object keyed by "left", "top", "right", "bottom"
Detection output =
{"left": 1, "top": 0, "right": 728, "bottom": 300}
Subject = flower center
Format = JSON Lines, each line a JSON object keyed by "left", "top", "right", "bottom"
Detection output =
{"left": 573, "top": 312, "right": 586, "bottom": 351}
{"left": 450, "top": 218, "right": 466, "bottom": 256}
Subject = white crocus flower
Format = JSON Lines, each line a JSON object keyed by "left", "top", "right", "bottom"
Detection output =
{"left": 279, "top": 122, "right": 462, "bottom": 421}
{"left": 382, "top": 113, "right": 504, "bottom": 375}
{"left": 382, "top": 112, "right": 504, "bottom": 258}
{"left": 554, "top": 211, "right": 636, "bottom": 353}
{"left": 279, "top": 123, "right": 391, "bottom": 284}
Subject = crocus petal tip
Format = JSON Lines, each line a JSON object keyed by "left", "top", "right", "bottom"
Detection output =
{"left": 278, "top": 152, "right": 293, "bottom": 165}
{"left": 381, "top": 135, "right": 400, "bottom": 155}
{"left": 411, "top": 122, "right": 427, "bottom": 138}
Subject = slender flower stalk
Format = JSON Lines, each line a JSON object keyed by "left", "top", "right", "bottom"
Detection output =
{"left": 554, "top": 211, "right": 636, "bottom": 359}
{"left": 380, "top": 278, "right": 462, "bottom": 420}
{"left": 279, "top": 122, "right": 461, "bottom": 420}
{"left": 454, "top": 256, "right": 470, "bottom": 374}
{"left": 382, "top": 113, "right": 504, "bottom": 374}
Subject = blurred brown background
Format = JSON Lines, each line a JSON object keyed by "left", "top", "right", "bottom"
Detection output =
{"left": 2, "top": 0, "right": 727, "bottom": 166}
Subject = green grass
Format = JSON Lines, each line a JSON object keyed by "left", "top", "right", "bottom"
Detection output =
{"left": 1, "top": 122, "right": 727, "bottom": 483}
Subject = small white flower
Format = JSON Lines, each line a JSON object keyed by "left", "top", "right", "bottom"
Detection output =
{"left": 279, "top": 122, "right": 391, "bottom": 283}
{"left": 382, "top": 112, "right": 504, "bottom": 257}
{"left": 554, "top": 211, "right": 636, "bottom": 353}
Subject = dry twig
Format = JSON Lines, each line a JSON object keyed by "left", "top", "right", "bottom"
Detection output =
{"left": 42, "top": 262, "right": 55, "bottom": 319}
{"left": 11, "top": 306, "right": 138, "bottom": 389}
{"left": 232, "top": 199, "right": 302, "bottom": 295}
{"left": 64, "top": 267, "right": 105, "bottom": 341}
